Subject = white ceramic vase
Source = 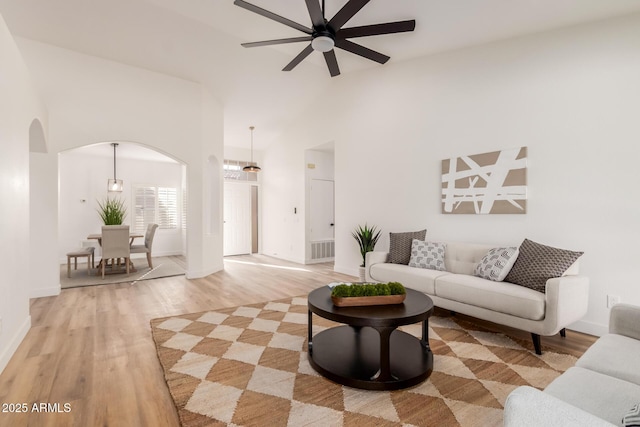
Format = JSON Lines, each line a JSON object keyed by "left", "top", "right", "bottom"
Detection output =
{"left": 358, "top": 266, "right": 366, "bottom": 282}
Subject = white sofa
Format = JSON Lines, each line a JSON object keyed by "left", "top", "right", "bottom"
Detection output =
{"left": 504, "top": 304, "right": 640, "bottom": 426}
{"left": 365, "top": 241, "right": 589, "bottom": 354}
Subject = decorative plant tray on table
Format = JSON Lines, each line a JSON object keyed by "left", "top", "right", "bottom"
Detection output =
{"left": 330, "top": 282, "right": 406, "bottom": 307}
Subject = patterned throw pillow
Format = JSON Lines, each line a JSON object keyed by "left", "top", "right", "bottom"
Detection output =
{"left": 389, "top": 229, "right": 427, "bottom": 264}
{"left": 474, "top": 247, "right": 519, "bottom": 282}
{"left": 408, "top": 240, "right": 446, "bottom": 271}
{"left": 504, "top": 239, "right": 584, "bottom": 293}
{"left": 623, "top": 403, "right": 640, "bottom": 427}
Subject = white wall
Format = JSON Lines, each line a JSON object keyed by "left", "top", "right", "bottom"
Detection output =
{"left": 0, "top": 15, "right": 48, "bottom": 373}
{"left": 262, "top": 13, "right": 640, "bottom": 335}
{"left": 58, "top": 149, "right": 185, "bottom": 261}
{"left": 224, "top": 145, "right": 263, "bottom": 167}
{"left": 29, "top": 152, "right": 59, "bottom": 298}
{"left": 15, "top": 38, "right": 224, "bottom": 281}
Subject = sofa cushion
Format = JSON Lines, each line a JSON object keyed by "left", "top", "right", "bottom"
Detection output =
{"left": 544, "top": 367, "right": 640, "bottom": 426}
{"left": 369, "top": 263, "right": 447, "bottom": 295}
{"left": 504, "top": 386, "right": 617, "bottom": 427}
{"left": 504, "top": 238, "right": 584, "bottom": 293}
{"left": 389, "top": 229, "right": 426, "bottom": 264}
{"left": 474, "top": 246, "right": 519, "bottom": 281}
{"left": 444, "top": 242, "right": 495, "bottom": 275}
{"left": 408, "top": 240, "right": 446, "bottom": 271}
{"left": 435, "top": 274, "right": 546, "bottom": 320}
{"left": 575, "top": 333, "right": 640, "bottom": 386}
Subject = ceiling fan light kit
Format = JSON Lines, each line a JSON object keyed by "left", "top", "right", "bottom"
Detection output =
{"left": 234, "top": 0, "right": 416, "bottom": 77}
{"left": 311, "top": 35, "right": 334, "bottom": 52}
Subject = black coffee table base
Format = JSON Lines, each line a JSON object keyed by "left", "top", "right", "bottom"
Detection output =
{"left": 308, "top": 325, "right": 433, "bottom": 390}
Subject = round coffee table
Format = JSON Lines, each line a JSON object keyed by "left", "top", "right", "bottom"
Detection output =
{"left": 307, "top": 286, "right": 434, "bottom": 390}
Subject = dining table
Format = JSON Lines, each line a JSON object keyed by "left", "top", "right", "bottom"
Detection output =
{"left": 87, "top": 232, "right": 144, "bottom": 245}
{"left": 87, "top": 232, "right": 144, "bottom": 275}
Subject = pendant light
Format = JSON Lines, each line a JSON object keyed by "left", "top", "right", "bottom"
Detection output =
{"left": 107, "top": 142, "right": 124, "bottom": 192}
{"left": 242, "top": 126, "right": 261, "bottom": 172}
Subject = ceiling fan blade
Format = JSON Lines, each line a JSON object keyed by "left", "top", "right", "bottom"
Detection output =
{"left": 337, "top": 20, "right": 416, "bottom": 39}
{"left": 234, "top": 0, "right": 312, "bottom": 34}
{"left": 283, "top": 44, "right": 314, "bottom": 71}
{"left": 242, "top": 36, "right": 313, "bottom": 48}
{"left": 305, "top": 0, "right": 324, "bottom": 28}
{"left": 329, "top": 0, "right": 370, "bottom": 30}
{"left": 323, "top": 50, "right": 341, "bottom": 77}
{"left": 335, "top": 39, "right": 389, "bottom": 64}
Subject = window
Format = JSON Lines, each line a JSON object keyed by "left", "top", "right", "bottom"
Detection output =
{"left": 134, "top": 185, "right": 179, "bottom": 232}
{"left": 223, "top": 159, "right": 258, "bottom": 182}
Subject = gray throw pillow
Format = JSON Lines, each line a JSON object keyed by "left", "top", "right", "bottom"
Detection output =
{"left": 408, "top": 240, "right": 446, "bottom": 271}
{"left": 389, "top": 229, "right": 427, "bottom": 264}
{"left": 504, "top": 239, "right": 583, "bottom": 293}
{"left": 474, "top": 247, "right": 519, "bottom": 282}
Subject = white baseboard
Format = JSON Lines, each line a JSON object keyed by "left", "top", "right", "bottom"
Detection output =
{"left": 333, "top": 263, "right": 359, "bottom": 279}
{"left": 30, "top": 286, "right": 61, "bottom": 299}
{"left": 0, "top": 315, "right": 31, "bottom": 375}
{"left": 568, "top": 319, "right": 607, "bottom": 337}
{"left": 147, "top": 250, "right": 183, "bottom": 258}
{"left": 186, "top": 262, "right": 223, "bottom": 279}
{"left": 264, "top": 253, "right": 306, "bottom": 265}
{"left": 304, "top": 258, "right": 335, "bottom": 265}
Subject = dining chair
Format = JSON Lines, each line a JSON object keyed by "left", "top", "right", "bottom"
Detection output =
{"left": 130, "top": 223, "right": 158, "bottom": 269}
{"left": 101, "top": 225, "right": 131, "bottom": 279}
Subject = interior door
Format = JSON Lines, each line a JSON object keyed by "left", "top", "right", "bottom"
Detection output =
{"left": 310, "top": 179, "right": 335, "bottom": 241}
{"left": 224, "top": 182, "right": 251, "bottom": 256}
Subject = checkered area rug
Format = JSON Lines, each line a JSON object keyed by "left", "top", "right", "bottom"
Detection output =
{"left": 150, "top": 296, "right": 578, "bottom": 427}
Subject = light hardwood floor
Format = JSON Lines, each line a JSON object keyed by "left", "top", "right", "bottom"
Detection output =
{"left": 0, "top": 254, "right": 596, "bottom": 427}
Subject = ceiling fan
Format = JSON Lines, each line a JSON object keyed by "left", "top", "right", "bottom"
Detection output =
{"left": 233, "top": 0, "right": 416, "bottom": 77}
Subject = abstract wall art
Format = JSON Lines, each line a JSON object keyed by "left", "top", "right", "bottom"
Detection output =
{"left": 442, "top": 147, "right": 527, "bottom": 214}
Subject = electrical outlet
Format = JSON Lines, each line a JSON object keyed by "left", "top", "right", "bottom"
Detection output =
{"left": 607, "top": 295, "right": 621, "bottom": 308}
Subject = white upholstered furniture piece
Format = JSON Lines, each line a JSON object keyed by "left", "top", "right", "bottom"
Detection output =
{"left": 66, "top": 247, "right": 95, "bottom": 277}
{"left": 100, "top": 225, "right": 131, "bottom": 279}
{"left": 504, "top": 304, "right": 640, "bottom": 426}
{"left": 365, "top": 241, "right": 589, "bottom": 354}
{"left": 130, "top": 223, "right": 158, "bottom": 269}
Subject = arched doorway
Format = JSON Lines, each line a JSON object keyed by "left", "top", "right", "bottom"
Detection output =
{"left": 57, "top": 141, "right": 188, "bottom": 271}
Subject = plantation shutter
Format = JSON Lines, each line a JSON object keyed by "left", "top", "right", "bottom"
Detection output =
{"left": 182, "top": 187, "right": 187, "bottom": 230}
{"left": 157, "top": 187, "right": 178, "bottom": 229}
{"left": 133, "top": 185, "right": 178, "bottom": 232}
{"left": 134, "top": 186, "right": 156, "bottom": 233}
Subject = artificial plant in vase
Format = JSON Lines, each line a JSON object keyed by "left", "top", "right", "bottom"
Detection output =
{"left": 352, "top": 224, "right": 381, "bottom": 281}
{"left": 97, "top": 197, "right": 127, "bottom": 225}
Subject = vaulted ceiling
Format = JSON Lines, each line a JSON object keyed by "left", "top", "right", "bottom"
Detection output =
{"left": 2, "top": 0, "right": 639, "bottom": 149}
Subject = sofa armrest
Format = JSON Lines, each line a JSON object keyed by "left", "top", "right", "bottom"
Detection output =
{"left": 609, "top": 303, "right": 640, "bottom": 340}
{"left": 365, "top": 251, "right": 388, "bottom": 282}
{"left": 543, "top": 275, "right": 589, "bottom": 335}
{"left": 504, "top": 386, "right": 615, "bottom": 427}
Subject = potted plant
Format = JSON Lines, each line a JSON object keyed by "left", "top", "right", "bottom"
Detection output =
{"left": 331, "top": 282, "right": 406, "bottom": 307}
{"left": 97, "top": 197, "right": 127, "bottom": 225}
{"left": 352, "top": 224, "right": 381, "bottom": 281}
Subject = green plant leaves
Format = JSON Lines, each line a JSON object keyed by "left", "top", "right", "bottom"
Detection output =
{"left": 97, "top": 197, "right": 127, "bottom": 225}
{"left": 331, "top": 282, "right": 405, "bottom": 298}
{"left": 352, "top": 223, "right": 381, "bottom": 267}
